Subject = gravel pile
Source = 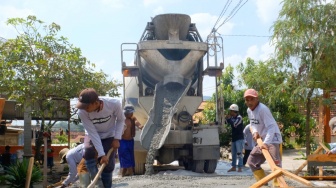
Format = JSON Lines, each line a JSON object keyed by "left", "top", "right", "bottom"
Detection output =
{"left": 111, "top": 174, "right": 304, "bottom": 188}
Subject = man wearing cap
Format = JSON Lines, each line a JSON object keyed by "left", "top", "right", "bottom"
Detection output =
{"left": 244, "top": 88, "right": 282, "bottom": 186}
{"left": 59, "top": 144, "right": 85, "bottom": 188}
{"left": 118, "top": 104, "right": 143, "bottom": 176}
{"left": 225, "top": 104, "right": 244, "bottom": 172}
{"left": 76, "top": 88, "right": 125, "bottom": 188}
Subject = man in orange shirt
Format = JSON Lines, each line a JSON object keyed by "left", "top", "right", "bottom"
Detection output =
{"left": 47, "top": 140, "right": 54, "bottom": 172}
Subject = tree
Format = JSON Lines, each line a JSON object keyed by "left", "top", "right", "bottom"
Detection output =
{"left": 0, "top": 15, "right": 121, "bottom": 158}
{"left": 272, "top": 0, "right": 336, "bottom": 156}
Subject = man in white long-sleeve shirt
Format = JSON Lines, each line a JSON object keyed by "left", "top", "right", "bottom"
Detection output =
{"left": 60, "top": 144, "right": 84, "bottom": 188}
{"left": 244, "top": 88, "right": 282, "bottom": 186}
{"left": 76, "top": 88, "right": 125, "bottom": 188}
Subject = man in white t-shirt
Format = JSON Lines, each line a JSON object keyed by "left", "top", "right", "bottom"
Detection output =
{"left": 244, "top": 88, "right": 282, "bottom": 186}
{"left": 76, "top": 88, "right": 125, "bottom": 188}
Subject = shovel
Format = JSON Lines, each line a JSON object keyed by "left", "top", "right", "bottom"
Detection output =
{"left": 87, "top": 148, "right": 114, "bottom": 188}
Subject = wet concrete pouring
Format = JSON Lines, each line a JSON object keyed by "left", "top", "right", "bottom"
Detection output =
{"left": 145, "top": 82, "right": 187, "bottom": 175}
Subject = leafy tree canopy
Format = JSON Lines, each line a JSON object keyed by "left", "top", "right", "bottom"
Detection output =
{"left": 0, "top": 15, "right": 121, "bottom": 124}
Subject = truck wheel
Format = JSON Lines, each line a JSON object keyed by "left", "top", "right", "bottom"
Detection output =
{"left": 178, "top": 160, "right": 183, "bottom": 166}
{"left": 134, "top": 162, "right": 145, "bottom": 175}
{"left": 204, "top": 159, "right": 217, "bottom": 173}
{"left": 192, "top": 160, "right": 204, "bottom": 173}
{"left": 183, "top": 159, "right": 193, "bottom": 170}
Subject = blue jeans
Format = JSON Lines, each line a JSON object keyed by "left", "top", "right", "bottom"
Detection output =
{"left": 231, "top": 139, "right": 244, "bottom": 168}
{"left": 84, "top": 137, "right": 116, "bottom": 188}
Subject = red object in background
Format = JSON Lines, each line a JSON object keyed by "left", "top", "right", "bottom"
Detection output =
{"left": 43, "top": 132, "right": 50, "bottom": 138}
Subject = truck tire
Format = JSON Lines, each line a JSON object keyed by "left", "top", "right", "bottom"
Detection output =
{"left": 134, "top": 162, "right": 145, "bottom": 175}
{"left": 204, "top": 159, "right": 217, "bottom": 173}
{"left": 192, "top": 160, "right": 204, "bottom": 173}
{"left": 183, "top": 159, "right": 193, "bottom": 170}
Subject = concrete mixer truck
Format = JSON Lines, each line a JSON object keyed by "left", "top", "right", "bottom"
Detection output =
{"left": 121, "top": 14, "right": 223, "bottom": 174}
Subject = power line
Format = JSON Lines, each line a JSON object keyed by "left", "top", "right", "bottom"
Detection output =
{"left": 208, "top": 0, "right": 248, "bottom": 39}
{"left": 213, "top": 0, "right": 232, "bottom": 29}
{"left": 215, "top": 0, "right": 249, "bottom": 32}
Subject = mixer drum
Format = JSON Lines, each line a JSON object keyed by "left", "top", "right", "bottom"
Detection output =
{"left": 152, "top": 14, "right": 191, "bottom": 41}
{"left": 138, "top": 14, "right": 207, "bottom": 86}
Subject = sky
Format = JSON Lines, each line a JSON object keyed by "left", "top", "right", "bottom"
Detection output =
{"left": 0, "top": 0, "right": 282, "bottom": 98}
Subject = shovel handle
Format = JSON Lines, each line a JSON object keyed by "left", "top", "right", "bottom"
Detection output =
{"left": 87, "top": 148, "right": 114, "bottom": 188}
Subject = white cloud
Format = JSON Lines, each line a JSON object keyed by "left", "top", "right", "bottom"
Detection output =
{"left": 245, "top": 45, "right": 259, "bottom": 60}
{"left": 255, "top": 0, "right": 281, "bottom": 23}
{"left": 0, "top": 5, "right": 34, "bottom": 39}
{"left": 244, "top": 42, "right": 274, "bottom": 61}
{"left": 259, "top": 42, "right": 274, "bottom": 61}
{"left": 225, "top": 54, "right": 244, "bottom": 68}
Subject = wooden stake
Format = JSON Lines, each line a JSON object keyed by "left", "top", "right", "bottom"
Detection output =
{"left": 318, "top": 142, "right": 330, "bottom": 152}
{"left": 294, "top": 147, "right": 322, "bottom": 175}
{"left": 25, "top": 157, "right": 34, "bottom": 188}
{"left": 43, "top": 137, "right": 48, "bottom": 187}
{"left": 249, "top": 169, "right": 282, "bottom": 188}
{"left": 249, "top": 138, "right": 313, "bottom": 188}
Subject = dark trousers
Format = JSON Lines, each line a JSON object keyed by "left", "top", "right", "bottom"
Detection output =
{"left": 84, "top": 137, "right": 116, "bottom": 188}
{"left": 84, "top": 137, "right": 116, "bottom": 173}
{"left": 243, "top": 149, "right": 251, "bottom": 166}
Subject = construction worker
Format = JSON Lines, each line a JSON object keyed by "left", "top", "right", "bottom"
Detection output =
{"left": 243, "top": 124, "right": 255, "bottom": 166}
{"left": 59, "top": 144, "right": 85, "bottom": 188}
{"left": 225, "top": 104, "right": 244, "bottom": 172}
{"left": 76, "top": 88, "right": 124, "bottom": 188}
{"left": 118, "top": 104, "right": 143, "bottom": 176}
{"left": 244, "top": 89, "right": 282, "bottom": 187}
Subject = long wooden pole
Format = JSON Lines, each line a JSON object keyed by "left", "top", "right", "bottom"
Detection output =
{"left": 250, "top": 138, "right": 312, "bottom": 188}
{"left": 324, "top": 90, "right": 331, "bottom": 143}
{"left": 255, "top": 138, "right": 287, "bottom": 187}
{"left": 25, "top": 157, "right": 35, "bottom": 188}
{"left": 43, "top": 137, "right": 48, "bottom": 187}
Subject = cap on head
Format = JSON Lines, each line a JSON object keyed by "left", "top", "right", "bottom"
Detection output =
{"left": 59, "top": 148, "right": 69, "bottom": 164}
{"left": 123, "top": 104, "right": 135, "bottom": 114}
{"left": 76, "top": 88, "right": 99, "bottom": 109}
{"left": 229, "top": 104, "right": 239, "bottom": 112}
{"left": 244, "top": 89, "right": 258, "bottom": 98}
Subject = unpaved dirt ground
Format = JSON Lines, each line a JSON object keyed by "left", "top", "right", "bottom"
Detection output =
{"left": 112, "top": 175, "right": 303, "bottom": 188}
{"left": 33, "top": 148, "right": 336, "bottom": 188}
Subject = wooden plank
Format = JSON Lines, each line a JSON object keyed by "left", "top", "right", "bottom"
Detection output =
{"left": 249, "top": 169, "right": 282, "bottom": 188}
{"left": 318, "top": 99, "right": 324, "bottom": 180}
{"left": 294, "top": 147, "right": 322, "bottom": 175}
{"left": 255, "top": 138, "right": 288, "bottom": 187}
{"left": 253, "top": 138, "right": 312, "bottom": 187}
{"left": 300, "top": 176, "right": 336, "bottom": 180}
{"left": 308, "top": 161, "right": 336, "bottom": 166}
{"left": 319, "top": 142, "right": 330, "bottom": 152}
{"left": 307, "top": 154, "right": 336, "bottom": 162}
{"left": 282, "top": 169, "right": 313, "bottom": 186}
